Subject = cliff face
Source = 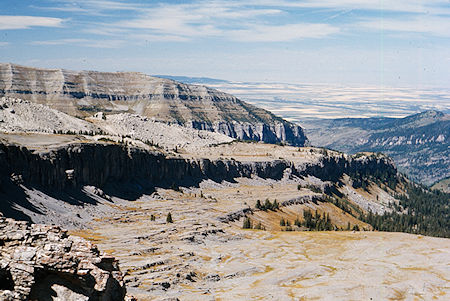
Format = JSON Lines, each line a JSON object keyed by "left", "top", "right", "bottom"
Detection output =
{"left": 0, "top": 63, "right": 308, "bottom": 146}
{"left": 0, "top": 142, "right": 396, "bottom": 193}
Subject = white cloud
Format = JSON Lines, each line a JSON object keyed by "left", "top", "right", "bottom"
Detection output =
{"left": 359, "top": 15, "right": 450, "bottom": 37}
{"left": 229, "top": 23, "right": 340, "bottom": 42}
{"left": 78, "top": 0, "right": 143, "bottom": 10}
{"left": 0, "top": 16, "right": 64, "bottom": 30}
{"left": 31, "top": 38, "right": 125, "bottom": 48}
{"left": 108, "top": 2, "right": 338, "bottom": 42}
{"left": 0, "top": 42, "right": 9, "bottom": 46}
{"left": 247, "top": 0, "right": 450, "bottom": 15}
{"left": 129, "top": 34, "right": 190, "bottom": 42}
{"left": 32, "top": 0, "right": 146, "bottom": 17}
{"left": 115, "top": 2, "right": 281, "bottom": 38}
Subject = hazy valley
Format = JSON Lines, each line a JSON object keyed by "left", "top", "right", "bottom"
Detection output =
{"left": 302, "top": 111, "right": 450, "bottom": 185}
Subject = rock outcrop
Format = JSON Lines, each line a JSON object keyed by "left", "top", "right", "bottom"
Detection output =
{"left": 0, "top": 142, "right": 396, "bottom": 193}
{"left": 0, "top": 213, "right": 127, "bottom": 300}
{"left": 0, "top": 97, "right": 102, "bottom": 134}
{"left": 0, "top": 63, "right": 308, "bottom": 146}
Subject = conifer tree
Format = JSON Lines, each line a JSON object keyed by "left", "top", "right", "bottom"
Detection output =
{"left": 255, "top": 200, "right": 262, "bottom": 210}
{"left": 243, "top": 217, "right": 252, "bottom": 229}
{"left": 166, "top": 212, "right": 173, "bottom": 223}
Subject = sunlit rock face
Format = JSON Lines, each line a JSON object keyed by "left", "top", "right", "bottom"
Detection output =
{"left": 0, "top": 213, "right": 127, "bottom": 301}
{"left": 0, "top": 63, "right": 308, "bottom": 146}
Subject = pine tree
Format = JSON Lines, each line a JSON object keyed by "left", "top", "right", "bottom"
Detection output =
{"left": 166, "top": 212, "right": 173, "bottom": 223}
{"left": 255, "top": 200, "right": 262, "bottom": 210}
{"left": 272, "top": 200, "right": 279, "bottom": 210}
{"left": 255, "top": 222, "right": 263, "bottom": 230}
{"left": 243, "top": 217, "right": 252, "bottom": 229}
{"left": 264, "top": 199, "right": 271, "bottom": 211}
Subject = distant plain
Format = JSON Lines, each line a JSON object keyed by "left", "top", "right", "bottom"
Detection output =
{"left": 178, "top": 79, "right": 450, "bottom": 122}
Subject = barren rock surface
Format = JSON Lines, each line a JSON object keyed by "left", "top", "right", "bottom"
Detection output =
{"left": 88, "top": 113, "right": 234, "bottom": 152}
{"left": 0, "top": 96, "right": 233, "bottom": 152}
{"left": 0, "top": 214, "right": 127, "bottom": 300}
{"left": 72, "top": 186, "right": 450, "bottom": 301}
{"left": 0, "top": 97, "right": 101, "bottom": 134}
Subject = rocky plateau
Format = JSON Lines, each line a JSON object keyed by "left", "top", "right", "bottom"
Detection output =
{"left": 0, "top": 64, "right": 448, "bottom": 300}
{"left": 0, "top": 63, "right": 308, "bottom": 146}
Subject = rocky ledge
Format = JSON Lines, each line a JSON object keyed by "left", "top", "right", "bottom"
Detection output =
{"left": 0, "top": 213, "right": 129, "bottom": 300}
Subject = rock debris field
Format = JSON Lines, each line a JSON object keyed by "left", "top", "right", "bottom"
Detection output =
{"left": 73, "top": 183, "right": 450, "bottom": 300}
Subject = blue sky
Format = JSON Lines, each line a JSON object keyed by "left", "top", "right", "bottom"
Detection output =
{"left": 1, "top": 0, "right": 449, "bottom": 87}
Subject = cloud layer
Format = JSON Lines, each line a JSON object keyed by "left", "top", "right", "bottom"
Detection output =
{"left": 1, "top": 0, "right": 449, "bottom": 86}
{"left": 0, "top": 15, "right": 64, "bottom": 30}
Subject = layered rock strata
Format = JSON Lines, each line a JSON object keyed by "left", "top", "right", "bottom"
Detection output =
{"left": 0, "top": 213, "right": 127, "bottom": 300}
{"left": 0, "top": 63, "right": 308, "bottom": 146}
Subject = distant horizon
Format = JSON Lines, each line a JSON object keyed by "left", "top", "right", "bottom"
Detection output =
{"left": 1, "top": 1, "right": 450, "bottom": 88}
{"left": 2, "top": 61, "right": 450, "bottom": 90}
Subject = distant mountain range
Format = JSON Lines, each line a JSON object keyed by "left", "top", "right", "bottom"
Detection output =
{"left": 302, "top": 111, "right": 450, "bottom": 185}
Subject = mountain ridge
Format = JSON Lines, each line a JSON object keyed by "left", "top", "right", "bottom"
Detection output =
{"left": 0, "top": 63, "right": 308, "bottom": 146}
{"left": 302, "top": 110, "right": 449, "bottom": 185}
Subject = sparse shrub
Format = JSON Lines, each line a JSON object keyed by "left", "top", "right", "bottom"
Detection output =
{"left": 150, "top": 214, "right": 156, "bottom": 221}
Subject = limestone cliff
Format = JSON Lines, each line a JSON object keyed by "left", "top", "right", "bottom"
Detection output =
{"left": 0, "top": 142, "right": 396, "bottom": 194}
{"left": 0, "top": 63, "right": 308, "bottom": 146}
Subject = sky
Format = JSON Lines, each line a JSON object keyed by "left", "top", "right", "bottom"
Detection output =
{"left": 1, "top": 0, "right": 450, "bottom": 87}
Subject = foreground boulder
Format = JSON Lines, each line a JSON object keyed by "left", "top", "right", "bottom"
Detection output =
{"left": 0, "top": 214, "right": 127, "bottom": 300}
